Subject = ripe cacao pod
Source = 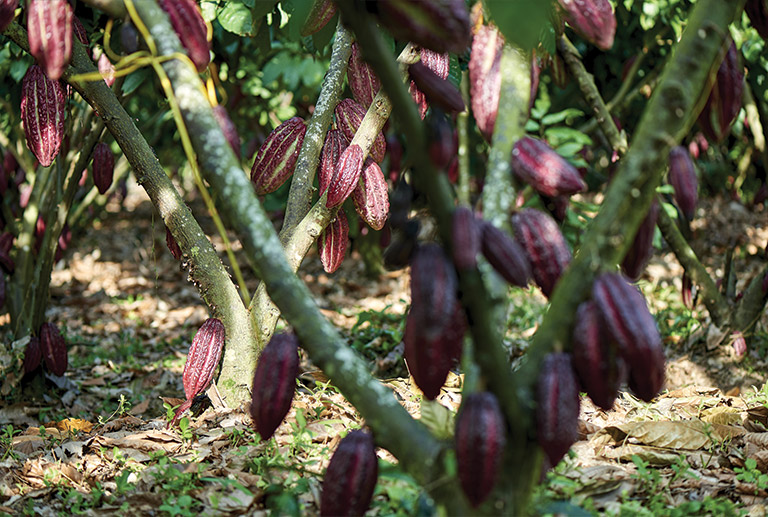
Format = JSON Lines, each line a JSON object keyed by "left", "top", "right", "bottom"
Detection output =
{"left": 21, "top": 65, "right": 66, "bottom": 167}
{"left": 166, "top": 227, "right": 182, "bottom": 260}
{"left": 318, "top": 129, "right": 348, "bottom": 196}
{"left": 352, "top": 158, "right": 389, "bottom": 231}
{"left": 455, "top": 392, "right": 506, "bottom": 507}
{"left": 480, "top": 221, "right": 532, "bottom": 287}
{"left": 409, "top": 49, "right": 449, "bottom": 119}
{"left": 375, "top": 0, "right": 470, "bottom": 55}
{"left": 0, "top": 0, "right": 17, "bottom": 33}
{"left": 408, "top": 61, "right": 465, "bottom": 115}
{"left": 667, "top": 146, "right": 698, "bottom": 221}
{"left": 451, "top": 206, "right": 481, "bottom": 271}
{"left": 697, "top": 41, "right": 743, "bottom": 143}
{"left": 92, "top": 142, "right": 114, "bottom": 195}
{"left": 334, "top": 98, "right": 386, "bottom": 163}
{"left": 536, "top": 352, "right": 580, "bottom": 467}
{"left": 571, "top": 301, "right": 625, "bottom": 410}
{"left": 158, "top": 0, "right": 211, "bottom": 72}
{"left": 320, "top": 430, "right": 378, "bottom": 517}
{"left": 557, "top": 0, "right": 616, "bottom": 51}
{"left": 326, "top": 144, "right": 364, "bottom": 208}
{"left": 621, "top": 200, "right": 659, "bottom": 281}
{"left": 318, "top": 209, "right": 349, "bottom": 273}
{"left": 250, "top": 333, "right": 300, "bottom": 441}
{"left": 40, "top": 322, "right": 67, "bottom": 376}
{"left": 347, "top": 42, "right": 381, "bottom": 109}
{"left": 27, "top": 0, "right": 73, "bottom": 80}
{"left": 747, "top": 0, "right": 768, "bottom": 39}
{"left": 469, "top": 24, "right": 503, "bottom": 141}
{"left": 592, "top": 273, "right": 665, "bottom": 402}
{"left": 301, "top": 0, "right": 337, "bottom": 36}
{"left": 251, "top": 117, "right": 306, "bottom": 195}
{"left": 510, "top": 136, "right": 586, "bottom": 198}
{"left": 512, "top": 208, "right": 571, "bottom": 297}
{"left": 24, "top": 336, "right": 42, "bottom": 374}
{"left": 212, "top": 105, "right": 241, "bottom": 160}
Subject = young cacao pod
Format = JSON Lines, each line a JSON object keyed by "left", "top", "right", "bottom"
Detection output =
{"left": 158, "top": 0, "right": 211, "bottom": 72}
{"left": 469, "top": 24, "right": 503, "bottom": 141}
{"left": 557, "top": 0, "right": 616, "bottom": 51}
{"left": 40, "top": 322, "right": 67, "bottom": 376}
{"left": 326, "top": 144, "right": 364, "bottom": 208}
{"left": 21, "top": 65, "right": 66, "bottom": 167}
{"left": 320, "top": 430, "right": 378, "bottom": 517}
{"left": 374, "top": 0, "right": 470, "bottom": 54}
{"left": 250, "top": 117, "right": 306, "bottom": 195}
{"left": 451, "top": 206, "right": 481, "bottom": 271}
{"left": 455, "top": 392, "right": 506, "bottom": 507}
{"left": 92, "top": 142, "right": 115, "bottom": 195}
{"left": 480, "top": 221, "right": 532, "bottom": 287}
{"left": 512, "top": 208, "right": 571, "bottom": 297}
{"left": 334, "top": 98, "right": 386, "bottom": 163}
{"left": 536, "top": 352, "right": 580, "bottom": 467}
{"left": 510, "top": 136, "right": 586, "bottom": 198}
{"left": 352, "top": 158, "right": 389, "bottom": 231}
{"left": 300, "top": 0, "right": 337, "bottom": 37}
{"left": 318, "top": 209, "right": 349, "bottom": 273}
{"left": 27, "top": 0, "right": 73, "bottom": 80}
{"left": 0, "top": 0, "right": 18, "bottom": 32}
{"left": 250, "top": 333, "right": 300, "bottom": 440}
{"left": 667, "top": 146, "right": 698, "bottom": 221}
{"left": 620, "top": 200, "right": 659, "bottom": 281}
{"left": 347, "top": 42, "right": 381, "bottom": 109}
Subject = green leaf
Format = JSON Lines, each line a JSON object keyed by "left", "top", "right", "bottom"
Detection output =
{"left": 419, "top": 400, "right": 454, "bottom": 440}
{"left": 541, "top": 108, "right": 584, "bottom": 126}
{"left": 218, "top": 0, "right": 255, "bottom": 36}
{"left": 543, "top": 127, "right": 592, "bottom": 147}
{"left": 485, "top": 0, "right": 555, "bottom": 52}
{"left": 122, "top": 69, "right": 150, "bottom": 96}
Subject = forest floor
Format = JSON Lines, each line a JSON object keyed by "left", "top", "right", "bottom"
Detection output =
{"left": 1, "top": 182, "right": 768, "bottom": 516}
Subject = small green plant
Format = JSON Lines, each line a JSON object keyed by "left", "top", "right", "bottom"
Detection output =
{"left": 734, "top": 457, "right": 768, "bottom": 495}
{"left": 0, "top": 425, "right": 20, "bottom": 461}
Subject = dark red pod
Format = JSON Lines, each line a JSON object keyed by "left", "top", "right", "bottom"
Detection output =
{"left": 0, "top": 0, "right": 18, "bottom": 32}
{"left": 408, "top": 61, "right": 465, "bottom": 115}
{"left": 469, "top": 24, "right": 503, "bottom": 141}
{"left": 158, "top": 0, "right": 211, "bottom": 72}
{"left": 455, "top": 392, "right": 506, "bottom": 507}
{"left": 318, "top": 129, "right": 348, "bottom": 196}
{"left": 182, "top": 318, "right": 225, "bottom": 401}
{"left": 334, "top": 98, "right": 386, "bottom": 163}
{"left": 668, "top": 146, "right": 698, "bottom": 220}
{"left": 326, "top": 144, "right": 364, "bottom": 208}
{"left": 40, "top": 322, "right": 67, "bottom": 376}
{"left": 318, "top": 209, "right": 349, "bottom": 273}
{"left": 92, "top": 142, "right": 115, "bottom": 195}
{"left": 512, "top": 208, "right": 571, "bottom": 297}
{"left": 27, "top": 0, "right": 73, "bottom": 80}
{"left": 347, "top": 42, "right": 381, "bottom": 109}
{"left": 451, "top": 206, "right": 481, "bottom": 271}
{"left": 697, "top": 41, "right": 743, "bottom": 143}
{"left": 747, "top": 0, "right": 768, "bottom": 39}
{"left": 510, "top": 136, "right": 586, "bottom": 198}
{"left": 557, "top": 0, "right": 616, "bottom": 51}
{"left": 250, "top": 333, "right": 300, "bottom": 440}
{"left": 301, "top": 0, "right": 337, "bottom": 37}
{"left": 24, "top": 336, "right": 42, "bottom": 374}
{"left": 352, "top": 159, "right": 389, "bottom": 231}
{"left": 21, "top": 65, "right": 66, "bottom": 167}
{"left": 426, "top": 110, "right": 456, "bottom": 169}
{"left": 536, "top": 353, "right": 580, "bottom": 467}
{"left": 375, "top": 0, "right": 470, "bottom": 55}
{"left": 251, "top": 117, "right": 306, "bottom": 195}
{"left": 480, "top": 221, "right": 532, "bottom": 287}
{"left": 320, "top": 430, "right": 378, "bottom": 517}
{"left": 621, "top": 200, "right": 659, "bottom": 281}
{"left": 73, "top": 16, "right": 88, "bottom": 46}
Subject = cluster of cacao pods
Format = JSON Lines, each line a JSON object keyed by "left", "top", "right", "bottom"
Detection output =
{"left": 320, "top": 430, "right": 378, "bottom": 516}
{"left": 169, "top": 318, "right": 225, "bottom": 427}
{"left": 24, "top": 322, "right": 67, "bottom": 376}
{"left": 250, "top": 333, "right": 300, "bottom": 440}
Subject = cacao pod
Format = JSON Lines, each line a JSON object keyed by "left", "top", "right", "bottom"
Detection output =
{"left": 455, "top": 392, "right": 506, "bottom": 507}
{"left": 326, "top": 143, "right": 364, "bottom": 208}
{"left": 420, "top": 48, "right": 449, "bottom": 80}
{"left": 536, "top": 352, "right": 580, "bottom": 467}
{"left": 27, "top": 0, "right": 73, "bottom": 80}
{"left": 510, "top": 136, "right": 586, "bottom": 198}
{"left": 21, "top": 65, "right": 66, "bottom": 167}
{"left": 334, "top": 98, "right": 386, "bottom": 163}
{"left": 408, "top": 61, "right": 465, "bottom": 115}
{"left": 73, "top": 16, "right": 88, "bottom": 45}
{"left": 551, "top": 52, "right": 569, "bottom": 89}
{"left": 731, "top": 331, "right": 747, "bottom": 359}
{"left": 667, "top": 146, "right": 698, "bottom": 221}
{"left": 320, "top": 430, "right": 378, "bottom": 517}
{"left": 158, "top": 0, "right": 211, "bottom": 72}
{"left": 512, "top": 208, "right": 571, "bottom": 297}
{"left": 592, "top": 272, "right": 665, "bottom": 402}
{"left": 318, "top": 209, "right": 349, "bottom": 273}
{"left": 250, "top": 117, "right": 306, "bottom": 195}
{"left": 40, "top": 322, "right": 67, "bottom": 376}
{"left": 697, "top": 41, "right": 743, "bottom": 143}
{"left": 541, "top": 194, "right": 570, "bottom": 223}
{"left": 120, "top": 21, "right": 139, "bottom": 54}
{"left": 746, "top": 0, "right": 768, "bottom": 40}
{"left": 571, "top": 301, "right": 626, "bottom": 410}
{"left": 388, "top": 176, "right": 413, "bottom": 231}
{"left": 250, "top": 333, "right": 300, "bottom": 441}
{"left": 318, "top": 129, "right": 348, "bottom": 196}
{"left": 682, "top": 272, "right": 694, "bottom": 309}
{"left": 451, "top": 206, "right": 481, "bottom": 271}
{"left": 212, "top": 105, "right": 241, "bottom": 160}
{"left": 375, "top": 0, "right": 470, "bottom": 55}
{"left": 301, "top": 0, "right": 337, "bottom": 36}
{"left": 92, "top": 142, "right": 114, "bottom": 195}
{"left": 621, "top": 200, "right": 659, "bottom": 281}
{"left": 24, "top": 336, "right": 42, "bottom": 374}
{"left": 480, "top": 221, "right": 532, "bottom": 287}
{"left": 426, "top": 109, "right": 457, "bottom": 169}
{"left": 469, "top": 24, "right": 503, "bottom": 141}
{"left": 352, "top": 158, "right": 389, "bottom": 231}
{"left": 557, "top": 0, "right": 616, "bottom": 51}
{"left": 182, "top": 318, "right": 225, "bottom": 400}
{"left": 166, "top": 227, "right": 182, "bottom": 260}
{"left": 0, "top": 0, "right": 17, "bottom": 33}
{"left": 347, "top": 42, "right": 381, "bottom": 109}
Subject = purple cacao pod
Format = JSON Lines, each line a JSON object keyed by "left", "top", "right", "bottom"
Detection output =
{"left": 375, "top": 0, "right": 470, "bottom": 55}
{"left": 451, "top": 206, "right": 481, "bottom": 271}
{"left": 158, "top": 0, "right": 211, "bottom": 72}
{"left": 510, "top": 136, "right": 586, "bottom": 198}
{"left": 318, "top": 129, "right": 348, "bottom": 196}
{"left": 0, "top": 0, "right": 18, "bottom": 32}
{"left": 250, "top": 117, "right": 306, "bottom": 195}
{"left": 326, "top": 144, "right": 364, "bottom": 208}
{"left": 747, "top": 0, "right": 768, "bottom": 39}
{"left": 40, "top": 322, "right": 67, "bottom": 376}
{"left": 27, "top": 0, "right": 73, "bottom": 80}
{"left": 512, "top": 208, "right": 571, "bottom": 297}
{"left": 334, "top": 98, "right": 386, "bottom": 163}
{"left": 668, "top": 146, "right": 698, "bottom": 221}
{"left": 250, "top": 333, "right": 300, "bottom": 441}
{"left": 347, "top": 42, "right": 381, "bottom": 109}
{"left": 480, "top": 221, "right": 532, "bottom": 287}
{"left": 536, "top": 352, "right": 580, "bottom": 467}
{"left": 557, "top": 0, "right": 616, "bottom": 51}
{"left": 92, "top": 142, "right": 115, "bottom": 195}
{"left": 697, "top": 41, "right": 743, "bottom": 143}
{"left": 408, "top": 61, "right": 465, "bottom": 115}
{"left": 352, "top": 158, "right": 389, "bottom": 231}
{"left": 21, "top": 65, "right": 66, "bottom": 167}
{"left": 469, "top": 24, "right": 503, "bottom": 141}
{"left": 426, "top": 109, "right": 457, "bottom": 169}
{"left": 318, "top": 209, "right": 349, "bottom": 273}
{"left": 24, "top": 336, "right": 42, "bottom": 374}
{"left": 320, "top": 430, "right": 378, "bottom": 517}
{"left": 621, "top": 200, "right": 659, "bottom": 281}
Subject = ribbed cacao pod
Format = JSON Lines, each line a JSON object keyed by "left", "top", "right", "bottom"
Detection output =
{"left": 250, "top": 333, "right": 300, "bottom": 441}
{"left": 557, "top": 0, "right": 616, "bottom": 51}
{"left": 334, "top": 98, "right": 386, "bottom": 163}
{"left": 320, "top": 430, "right": 378, "bottom": 517}
{"left": 92, "top": 142, "right": 114, "bottom": 195}
{"left": 697, "top": 41, "right": 743, "bottom": 143}
{"left": 592, "top": 273, "right": 665, "bottom": 402}
{"left": 512, "top": 208, "right": 571, "bottom": 297}
{"left": 408, "top": 49, "right": 450, "bottom": 119}
{"left": 571, "top": 301, "right": 625, "bottom": 410}
{"left": 40, "top": 322, "right": 67, "bottom": 376}
{"left": 408, "top": 61, "right": 465, "bottom": 115}
{"left": 621, "top": 200, "right": 659, "bottom": 281}
{"left": 301, "top": 0, "right": 337, "bottom": 36}
{"left": 166, "top": 227, "right": 182, "bottom": 260}
{"left": 27, "top": 0, "right": 73, "bottom": 80}
{"left": 24, "top": 336, "right": 42, "bottom": 374}
{"left": 511, "top": 136, "right": 586, "bottom": 198}
{"left": 480, "top": 221, "right": 532, "bottom": 287}
{"left": 326, "top": 143, "right": 364, "bottom": 208}
{"left": 747, "top": 0, "right": 768, "bottom": 39}
{"left": 469, "top": 24, "right": 503, "bottom": 141}
{"left": 21, "top": 65, "right": 66, "bottom": 168}
{"left": 158, "top": 0, "right": 211, "bottom": 72}
{"left": 731, "top": 331, "right": 747, "bottom": 359}
{"left": 347, "top": 42, "right": 381, "bottom": 109}
{"left": 212, "top": 105, "right": 241, "bottom": 160}
{"left": 375, "top": 0, "right": 470, "bottom": 54}
{"left": 536, "top": 352, "right": 580, "bottom": 467}
{"left": 251, "top": 117, "right": 306, "bottom": 195}
{"left": 451, "top": 206, "right": 481, "bottom": 271}
{"left": 0, "top": 0, "right": 17, "bottom": 32}
{"left": 682, "top": 272, "right": 694, "bottom": 309}
{"left": 352, "top": 159, "right": 389, "bottom": 231}
{"left": 455, "top": 392, "right": 506, "bottom": 507}
{"left": 73, "top": 16, "right": 88, "bottom": 45}
{"left": 668, "top": 146, "right": 698, "bottom": 221}
{"left": 318, "top": 129, "right": 348, "bottom": 196}
{"left": 318, "top": 209, "right": 349, "bottom": 273}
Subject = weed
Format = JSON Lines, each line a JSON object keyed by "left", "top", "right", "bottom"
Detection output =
{"left": 734, "top": 457, "right": 768, "bottom": 495}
